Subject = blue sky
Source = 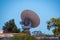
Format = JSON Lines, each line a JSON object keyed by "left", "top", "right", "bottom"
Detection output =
{"left": 0, "top": 0, "right": 60, "bottom": 35}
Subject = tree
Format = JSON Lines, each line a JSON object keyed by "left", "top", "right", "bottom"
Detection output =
{"left": 21, "top": 30, "right": 25, "bottom": 33}
{"left": 3, "top": 19, "right": 20, "bottom": 33}
{"left": 47, "top": 18, "right": 60, "bottom": 35}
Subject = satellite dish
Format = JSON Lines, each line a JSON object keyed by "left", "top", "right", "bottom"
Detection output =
{"left": 20, "top": 10, "right": 40, "bottom": 35}
{"left": 21, "top": 10, "right": 40, "bottom": 28}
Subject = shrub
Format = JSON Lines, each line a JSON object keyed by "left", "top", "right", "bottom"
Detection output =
{"left": 10, "top": 34, "right": 38, "bottom": 40}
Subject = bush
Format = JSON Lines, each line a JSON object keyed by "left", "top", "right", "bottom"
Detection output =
{"left": 10, "top": 34, "right": 38, "bottom": 40}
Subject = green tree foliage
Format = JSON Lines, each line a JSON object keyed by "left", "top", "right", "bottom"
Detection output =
{"left": 3, "top": 19, "right": 20, "bottom": 33}
{"left": 47, "top": 18, "right": 60, "bottom": 35}
{"left": 21, "top": 30, "right": 25, "bottom": 33}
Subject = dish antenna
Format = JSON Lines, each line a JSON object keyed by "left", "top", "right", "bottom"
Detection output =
{"left": 20, "top": 10, "right": 40, "bottom": 35}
